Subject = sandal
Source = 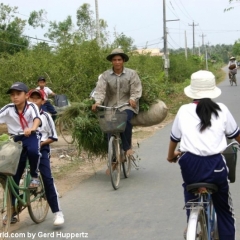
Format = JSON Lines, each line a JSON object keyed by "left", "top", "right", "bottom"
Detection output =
{"left": 120, "top": 150, "right": 126, "bottom": 163}
{"left": 3, "top": 213, "right": 18, "bottom": 225}
{"left": 29, "top": 178, "right": 40, "bottom": 188}
{"left": 105, "top": 162, "right": 118, "bottom": 176}
{"left": 126, "top": 149, "right": 134, "bottom": 156}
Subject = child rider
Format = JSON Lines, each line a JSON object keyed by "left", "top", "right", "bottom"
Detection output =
{"left": 0, "top": 82, "right": 41, "bottom": 189}
{"left": 28, "top": 89, "right": 65, "bottom": 226}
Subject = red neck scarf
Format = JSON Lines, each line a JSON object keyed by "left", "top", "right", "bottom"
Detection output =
{"left": 16, "top": 103, "right": 29, "bottom": 130}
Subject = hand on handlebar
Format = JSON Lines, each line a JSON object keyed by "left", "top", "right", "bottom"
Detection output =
{"left": 23, "top": 129, "right": 36, "bottom": 137}
{"left": 92, "top": 103, "right": 100, "bottom": 112}
{"left": 129, "top": 99, "right": 136, "bottom": 108}
{"left": 167, "top": 150, "right": 181, "bottom": 163}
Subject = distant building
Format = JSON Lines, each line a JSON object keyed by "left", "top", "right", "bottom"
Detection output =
{"left": 132, "top": 48, "right": 164, "bottom": 57}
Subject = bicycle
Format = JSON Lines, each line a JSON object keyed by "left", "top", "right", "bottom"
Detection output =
{"left": 229, "top": 71, "right": 237, "bottom": 86}
{"left": 184, "top": 140, "right": 240, "bottom": 240}
{"left": 97, "top": 103, "right": 139, "bottom": 190}
{"left": 0, "top": 133, "right": 49, "bottom": 239}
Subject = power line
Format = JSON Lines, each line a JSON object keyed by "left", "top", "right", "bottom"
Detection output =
{"left": 172, "top": 0, "right": 193, "bottom": 21}
{"left": 178, "top": 0, "right": 194, "bottom": 20}
{"left": 0, "top": 29, "right": 57, "bottom": 44}
{"left": 0, "top": 40, "right": 27, "bottom": 48}
{"left": 168, "top": 33, "right": 181, "bottom": 48}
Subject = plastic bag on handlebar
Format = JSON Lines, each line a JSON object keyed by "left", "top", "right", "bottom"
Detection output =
{"left": 0, "top": 138, "right": 22, "bottom": 175}
{"left": 222, "top": 139, "right": 237, "bottom": 183}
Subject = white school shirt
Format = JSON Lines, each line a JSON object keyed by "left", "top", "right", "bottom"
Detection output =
{"left": 36, "top": 86, "right": 53, "bottom": 100}
{"left": 0, "top": 102, "right": 41, "bottom": 135}
{"left": 39, "top": 110, "right": 58, "bottom": 142}
{"left": 170, "top": 102, "right": 239, "bottom": 156}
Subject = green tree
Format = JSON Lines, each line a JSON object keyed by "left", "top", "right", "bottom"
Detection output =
{"left": 28, "top": 9, "right": 48, "bottom": 29}
{"left": 232, "top": 39, "right": 240, "bottom": 56}
{"left": 0, "top": 3, "right": 29, "bottom": 54}
{"left": 112, "top": 33, "right": 134, "bottom": 53}
{"left": 44, "top": 16, "right": 74, "bottom": 44}
{"left": 76, "top": 3, "right": 95, "bottom": 41}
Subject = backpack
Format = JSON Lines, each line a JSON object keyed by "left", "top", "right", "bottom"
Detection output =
{"left": 54, "top": 94, "right": 69, "bottom": 107}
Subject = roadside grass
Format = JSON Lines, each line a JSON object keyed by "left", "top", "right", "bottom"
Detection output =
{"left": 52, "top": 156, "right": 84, "bottom": 179}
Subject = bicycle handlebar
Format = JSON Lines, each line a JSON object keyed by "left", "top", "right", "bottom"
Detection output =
{"left": 10, "top": 131, "right": 36, "bottom": 138}
{"left": 97, "top": 103, "right": 129, "bottom": 110}
{"left": 226, "top": 140, "right": 240, "bottom": 150}
{"left": 172, "top": 140, "right": 240, "bottom": 163}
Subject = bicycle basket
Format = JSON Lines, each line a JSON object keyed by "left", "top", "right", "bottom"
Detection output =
{"left": 222, "top": 145, "right": 237, "bottom": 183}
{"left": 0, "top": 140, "right": 22, "bottom": 176}
{"left": 97, "top": 110, "right": 127, "bottom": 133}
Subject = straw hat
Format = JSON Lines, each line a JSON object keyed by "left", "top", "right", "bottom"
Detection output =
{"left": 230, "top": 56, "right": 236, "bottom": 60}
{"left": 106, "top": 48, "right": 129, "bottom": 62}
{"left": 184, "top": 70, "right": 221, "bottom": 99}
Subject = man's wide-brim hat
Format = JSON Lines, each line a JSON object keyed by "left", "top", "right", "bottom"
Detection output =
{"left": 184, "top": 70, "right": 221, "bottom": 99}
{"left": 106, "top": 48, "right": 129, "bottom": 62}
{"left": 230, "top": 56, "right": 236, "bottom": 60}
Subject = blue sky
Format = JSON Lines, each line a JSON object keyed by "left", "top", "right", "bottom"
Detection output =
{"left": 2, "top": 0, "right": 240, "bottom": 50}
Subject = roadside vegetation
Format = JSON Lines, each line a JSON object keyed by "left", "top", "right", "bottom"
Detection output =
{"left": 0, "top": 2, "right": 231, "bottom": 158}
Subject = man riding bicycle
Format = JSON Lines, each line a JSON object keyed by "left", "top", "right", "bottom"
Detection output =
{"left": 92, "top": 48, "right": 142, "bottom": 162}
{"left": 228, "top": 56, "right": 237, "bottom": 81}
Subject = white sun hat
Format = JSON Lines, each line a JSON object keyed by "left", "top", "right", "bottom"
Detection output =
{"left": 184, "top": 70, "right": 221, "bottom": 99}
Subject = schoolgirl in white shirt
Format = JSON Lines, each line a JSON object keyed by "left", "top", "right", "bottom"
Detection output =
{"left": 167, "top": 70, "right": 240, "bottom": 240}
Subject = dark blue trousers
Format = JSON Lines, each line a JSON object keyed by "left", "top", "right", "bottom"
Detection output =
{"left": 14, "top": 132, "right": 41, "bottom": 179}
{"left": 42, "top": 100, "right": 57, "bottom": 115}
{"left": 42, "top": 101, "right": 57, "bottom": 121}
{"left": 120, "top": 110, "right": 134, "bottom": 152}
{"left": 179, "top": 152, "right": 235, "bottom": 240}
{"left": 12, "top": 144, "right": 61, "bottom": 213}
{"left": 12, "top": 132, "right": 41, "bottom": 206}
{"left": 39, "top": 145, "right": 61, "bottom": 213}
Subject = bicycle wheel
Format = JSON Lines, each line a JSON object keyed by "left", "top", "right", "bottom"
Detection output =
{"left": 28, "top": 174, "right": 49, "bottom": 223}
{"left": 0, "top": 176, "right": 11, "bottom": 239}
{"left": 210, "top": 201, "right": 219, "bottom": 240}
{"left": 57, "top": 117, "right": 75, "bottom": 144}
{"left": 122, "top": 154, "right": 131, "bottom": 178}
{"left": 186, "top": 208, "right": 208, "bottom": 240}
{"left": 108, "top": 136, "right": 121, "bottom": 190}
{"left": 233, "top": 75, "right": 237, "bottom": 86}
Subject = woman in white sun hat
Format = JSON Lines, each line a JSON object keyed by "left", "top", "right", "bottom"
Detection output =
{"left": 167, "top": 70, "right": 240, "bottom": 240}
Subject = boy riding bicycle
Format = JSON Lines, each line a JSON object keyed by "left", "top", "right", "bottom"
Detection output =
{"left": 36, "top": 76, "right": 57, "bottom": 121}
{"left": 0, "top": 82, "right": 41, "bottom": 190}
{"left": 28, "top": 89, "right": 65, "bottom": 226}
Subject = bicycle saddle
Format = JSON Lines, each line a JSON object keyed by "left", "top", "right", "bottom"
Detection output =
{"left": 186, "top": 183, "right": 218, "bottom": 194}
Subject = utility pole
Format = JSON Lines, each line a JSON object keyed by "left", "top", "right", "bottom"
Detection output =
{"left": 185, "top": 30, "right": 188, "bottom": 59}
{"left": 163, "top": 0, "right": 179, "bottom": 78}
{"left": 199, "top": 33, "right": 206, "bottom": 47}
{"left": 163, "top": 0, "right": 168, "bottom": 77}
{"left": 95, "top": 0, "right": 100, "bottom": 45}
{"left": 189, "top": 21, "right": 198, "bottom": 54}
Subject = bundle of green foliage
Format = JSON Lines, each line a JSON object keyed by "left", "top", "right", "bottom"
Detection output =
{"left": 57, "top": 99, "right": 108, "bottom": 156}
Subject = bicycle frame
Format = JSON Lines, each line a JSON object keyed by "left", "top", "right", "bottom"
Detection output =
{"left": 3, "top": 159, "right": 43, "bottom": 214}
{"left": 97, "top": 103, "right": 132, "bottom": 189}
{"left": 185, "top": 141, "right": 240, "bottom": 239}
{"left": 185, "top": 188, "right": 217, "bottom": 239}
